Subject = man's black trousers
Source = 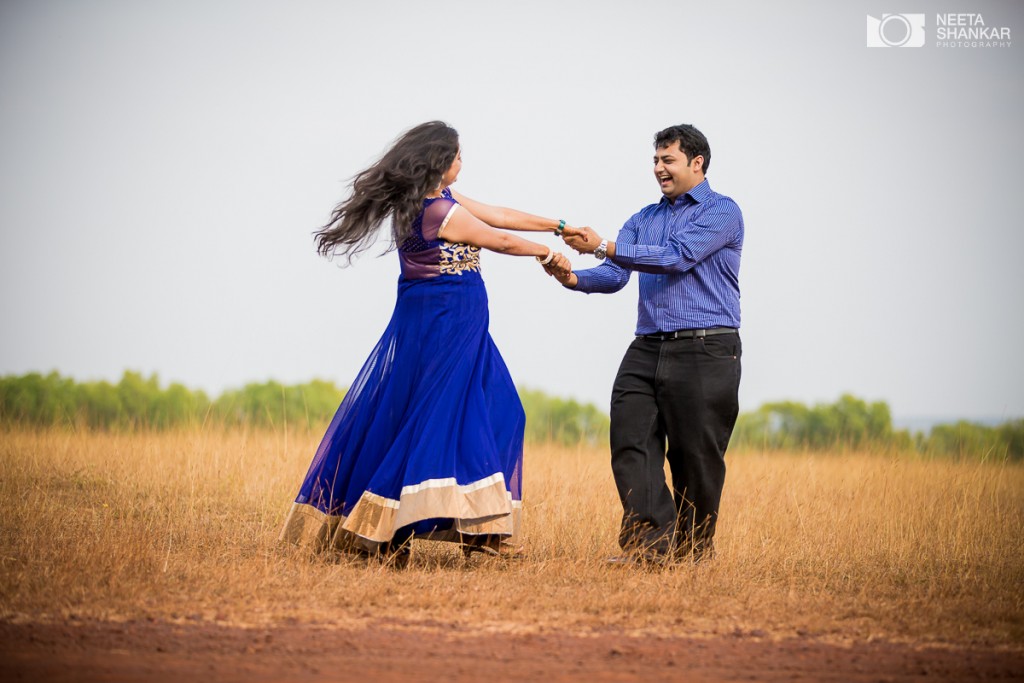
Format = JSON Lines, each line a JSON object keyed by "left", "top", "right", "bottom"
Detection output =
{"left": 609, "top": 332, "right": 742, "bottom": 557}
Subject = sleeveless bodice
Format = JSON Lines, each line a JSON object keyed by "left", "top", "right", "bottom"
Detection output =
{"left": 398, "top": 188, "right": 481, "bottom": 279}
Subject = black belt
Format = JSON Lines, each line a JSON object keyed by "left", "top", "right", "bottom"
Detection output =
{"left": 638, "top": 327, "right": 738, "bottom": 341}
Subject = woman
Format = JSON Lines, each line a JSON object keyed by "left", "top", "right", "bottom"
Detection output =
{"left": 280, "top": 121, "right": 577, "bottom": 567}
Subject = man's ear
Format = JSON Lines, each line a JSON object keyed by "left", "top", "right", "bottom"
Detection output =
{"left": 692, "top": 155, "right": 705, "bottom": 173}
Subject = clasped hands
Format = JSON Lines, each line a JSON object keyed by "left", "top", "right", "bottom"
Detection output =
{"left": 539, "top": 225, "right": 604, "bottom": 287}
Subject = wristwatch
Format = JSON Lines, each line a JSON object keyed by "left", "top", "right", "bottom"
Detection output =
{"left": 594, "top": 239, "right": 608, "bottom": 260}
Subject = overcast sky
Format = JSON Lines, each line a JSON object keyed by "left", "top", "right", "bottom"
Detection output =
{"left": 1, "top": 0, "right": 1022, "bottom": 421}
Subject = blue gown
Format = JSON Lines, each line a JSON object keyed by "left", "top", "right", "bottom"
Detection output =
{"left": 280, "top": 189, "right": 524, "bottom": 552}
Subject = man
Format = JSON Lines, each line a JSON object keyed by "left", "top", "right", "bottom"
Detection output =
{"left": 548, "top": 124, "right": 743, "bottom": 564}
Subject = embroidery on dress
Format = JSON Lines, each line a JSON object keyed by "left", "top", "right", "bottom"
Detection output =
{"left": 439, "top": 241, "right": 481, "bottom": 275}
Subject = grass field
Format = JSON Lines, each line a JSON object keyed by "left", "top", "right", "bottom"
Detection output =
{"left": 1, "top": 427, "right": 1021, "bottom": 646}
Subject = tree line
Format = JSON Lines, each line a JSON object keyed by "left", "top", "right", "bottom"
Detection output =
{"left": 1, "top": 373, "right": 1020, "bottom": 459}
{"left": 0, "top": 371, "right": 609, "bottom": 445}
{"left": 730, "top": 393, "right": 1023, "bottom": 460}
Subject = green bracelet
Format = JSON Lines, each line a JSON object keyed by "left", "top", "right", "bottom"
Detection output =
{"left": 555, "top": 219, "right": 566, "bottom": 236}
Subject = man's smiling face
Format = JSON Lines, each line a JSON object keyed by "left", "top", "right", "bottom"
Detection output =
{"left": 653, "top": 141, "right": 704, "bottom": 201}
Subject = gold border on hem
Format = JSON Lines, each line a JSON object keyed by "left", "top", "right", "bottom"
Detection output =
{"left": 279, "top": 477, "right": 521, "bottom": 551}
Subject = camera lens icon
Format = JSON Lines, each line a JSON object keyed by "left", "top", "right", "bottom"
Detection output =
{"left": 880, "top": 14, "right": 912, "bottom": 46}
{"left": 866, "top": 14, "right": 926, "bottom": 48}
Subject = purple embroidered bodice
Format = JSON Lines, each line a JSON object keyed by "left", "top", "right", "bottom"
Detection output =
{"left": 398, "top": 188, "right": 481, "bottom": 279}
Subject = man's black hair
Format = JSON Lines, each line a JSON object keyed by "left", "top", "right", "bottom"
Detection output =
{"left": 654, "top": 124, "right": 710, "bottom": 174}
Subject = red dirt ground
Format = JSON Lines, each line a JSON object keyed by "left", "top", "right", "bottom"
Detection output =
{"left": 1, "top": 618, "right": 1022, "bottom": 682}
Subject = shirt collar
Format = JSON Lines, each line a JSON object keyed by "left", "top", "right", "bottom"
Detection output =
{"left": 661, "top": 178, "right": 712, "bottom": 206}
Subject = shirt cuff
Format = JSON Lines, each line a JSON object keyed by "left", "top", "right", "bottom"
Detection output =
{"left": 610, "top": 242, "right": 636, "bottom": 264}
{"left": 572, "top": 269, "right": 594, "bottom": 292}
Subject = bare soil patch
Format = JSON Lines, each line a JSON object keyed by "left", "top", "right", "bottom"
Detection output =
{"left": 2, "top": 618, "right": 1022, "bottom": 683}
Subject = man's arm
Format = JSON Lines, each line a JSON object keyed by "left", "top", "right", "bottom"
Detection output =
{"left": 565, "top": 200, "right": 742, "bottom": 275}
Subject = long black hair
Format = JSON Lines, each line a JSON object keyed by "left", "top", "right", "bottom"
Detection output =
{"left": 315, "top": 121, "right": 460, "bottom": 260}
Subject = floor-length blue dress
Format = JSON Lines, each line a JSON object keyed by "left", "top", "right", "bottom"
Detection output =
{"left": 280, "top": 189, "right": 524, "bottom": 552}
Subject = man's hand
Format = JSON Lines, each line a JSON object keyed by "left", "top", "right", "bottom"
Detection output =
{"left": 543, "top": 252, "right": 577, "bottom": 287}
{"left": 563, "top": 226, "right": 601, "bottom": 255}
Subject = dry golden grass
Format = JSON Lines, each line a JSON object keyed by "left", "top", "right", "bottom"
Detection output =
{"left": 1, "top": 427, "right": 1022, "bottom": 645}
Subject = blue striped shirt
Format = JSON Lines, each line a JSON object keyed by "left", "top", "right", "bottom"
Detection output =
{"left": 573, "top": 179, "right": 743, "bottom": 334}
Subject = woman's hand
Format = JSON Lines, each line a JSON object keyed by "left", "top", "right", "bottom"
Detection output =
{"left": 542, "top": 252, "right": 576, "bottom": 287}
{"left": 560, "top": 225, "right": 588, "bottom": 242}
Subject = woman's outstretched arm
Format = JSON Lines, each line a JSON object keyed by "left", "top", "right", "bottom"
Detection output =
{"left": 450, "top": 190, "right": 580, "bottom": 236}
{"left": 440, "top": 204, "right": 555, "bottom": 259}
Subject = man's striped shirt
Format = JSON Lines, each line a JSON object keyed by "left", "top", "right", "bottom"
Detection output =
{"left": 573, "top": 179, "right": 743, "bottom": 334}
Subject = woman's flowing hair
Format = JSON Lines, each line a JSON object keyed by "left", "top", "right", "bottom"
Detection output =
{"left": 315, "top": 121, "right": 460, "bottom": 261}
